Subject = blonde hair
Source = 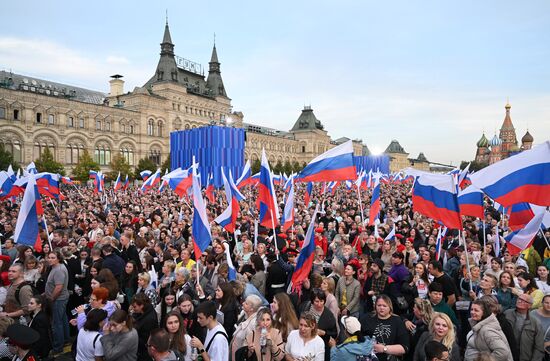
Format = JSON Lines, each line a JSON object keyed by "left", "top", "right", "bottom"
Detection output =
{"left": 413, "top": 297, "right": 434, "bottom": 325}
{"left": 429, "top": 312, "right": 456, "bottom": 353}
{"left": 138, "top": 272, "right": 151, "bottom": 285}
{"left": 322, "top": 277, "right": 336, "bottom": 293}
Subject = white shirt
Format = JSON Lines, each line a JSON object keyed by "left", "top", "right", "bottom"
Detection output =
{"left": 204, "top": 323, "right": 229, "bottom": 361}
{"left": 76, "top": 329, "right": 104, "bottom": 361}
{"left": 284, "top": 329, "right": 325, "bottom": 361}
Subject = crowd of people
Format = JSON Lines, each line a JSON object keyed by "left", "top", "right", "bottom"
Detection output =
{"left": 0, "top": 179, "right": 549, "bottom": 361}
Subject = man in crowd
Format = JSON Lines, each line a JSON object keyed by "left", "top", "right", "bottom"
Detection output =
{"left": 191, "top": 301, "right": 228, "bottom": 361}
{"left": 45, "top": 250, "right": 70, "bottom": 355}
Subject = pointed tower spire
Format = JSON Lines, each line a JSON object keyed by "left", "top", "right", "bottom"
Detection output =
{"left": 206, "top": 39, "right": 227, "bottom": 97}
{"left": 143, "top": 20, "right": 179, "bottom": 87}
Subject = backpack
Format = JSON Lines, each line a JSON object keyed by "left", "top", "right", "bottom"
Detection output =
{"left": 15, "top": 282, "right": 41, "bottom": 304}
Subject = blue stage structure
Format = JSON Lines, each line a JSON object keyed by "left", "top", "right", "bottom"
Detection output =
{"left": 354, "top": 155, "right": 390, "bottom": 174}
{"left": 170, "top": 126, "right": 246, "bottom": 188}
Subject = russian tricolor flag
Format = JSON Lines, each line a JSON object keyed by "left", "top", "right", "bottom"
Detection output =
{"left": 158, "top": 169, "right": 169, "bottom": 193}
{"left": 258, "top": 149, "right": 279, "bottom": 228}
{"left": 113, "top": 172, "right": 122, "bottom": 191}
{"left": 89, "top": 171, "right": 104, "bottom": 193}
{"left": 435, "top": 226, "right": 447, "bottom": 261}
{"left": 214, "top": 169, "right": 245, "bottom": 233}
{"left": 0, "top": 171, "right": 14, "bottom": 199}
{"left": 291, "top": 205, "right": 320, "bottom": 287}
{"left": 369, "top": 176, "right": 381, "bottom": 226}
{"left": 14, "top": 175, "right": 43, "bottom": 251}
{"left": 458, "top": 185, "right": 484, "bottom": 219}
{"left": 304, "top": 182, "right": 313, "bottom": 207}
{"left": 384, "top": 224, "right": 396, "bottom": 241}
{"left": 163, "top": 167, "right": 193, "bottom": 197}
{"left": 281, "top": 178, "right": 295, "bottom": 232}
{"left": 141, "top": 169, "right": 161, "bottom": 192}
{"left": 205, "top": 173, "right": 215, "bottom": 204}
{"left": 504, "top": 211, "right": 545, "bottom": 255}
{"left": 222, "top": 241, "right": 237, "bottom": 281}
{"left": 412, "top": 173, "right": 462, "bottom": 230}
{"left": 140, "top": 170, "right": 152, "bottom": 182}
{"left": 507, "top": 202, "right": 535, "bottom": 231}
{"left": 236, "top": 160, "right": 252, "bottom": 189}
{"left": 36, "top": 172, "right": 61, "bottom": 199}
{"left": 61, "top": 176, "right": 74, "bottom": 185}
{"left": 122, "top": 174, "right": 129, "bottom": 190}
{"left": 26, "top": 162, "right": 38, "bottom": 174}
{"left": 191, "top": 163, "right": 212, "bottom": 259}
{"left": 297, "top": 140, "right": 357, "bottom": 182}
{"left": 469, "top": 141, "right": 550, "bottom": 207}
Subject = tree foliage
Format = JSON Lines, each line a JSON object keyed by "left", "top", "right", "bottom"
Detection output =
{"left": 35, "top": 147, "right": 65, "bottom": 175}
{"left": 251, "top": 159, "right": 261, "bottom": 174}
{"left": 161, "top": 154, "right": 171, "bottom": 174}
{"left": 108, "top": 153, "right": 132, "bottom": 181}
{"left": 72, "top": 150, "right": 99, "bottom": 182}
{"left": 460, "top": 160, "right": 488, "bottom": 172}
{"left": 135, "top": 158, "right": 157, "bottom": 179}
{"left": 0, "top": 144, "right": 18, "bottom": 172}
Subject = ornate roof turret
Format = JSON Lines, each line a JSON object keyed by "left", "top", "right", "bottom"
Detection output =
{"left": 416, "top": 152, "right": 428, "bottom": 162}
{"left": 290, "top": 106, "right": 324, "bottom": 131}
{"left": 384, "top": 140, "right": 407, "bottom": 154}
{"left": 521, "top": 130, "right": 534, "bottom": 143}
{"left": 206, "top": 43, "right": 227, "bottom": 97}
{"left": 476, "top": 133, "right": 489, "bottom": 148}
{"left": 490, "top": 134, "right": 502, "bottom": 147}
{"left": 144, "top": 21, "right": 179, "bottom": 87}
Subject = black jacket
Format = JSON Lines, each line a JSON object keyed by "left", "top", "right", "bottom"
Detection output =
{"left": 133, "top": 303, "right": 158, "bottom": 361}
{"left": 29, "top": 310, "right": 52, "bottom": 358}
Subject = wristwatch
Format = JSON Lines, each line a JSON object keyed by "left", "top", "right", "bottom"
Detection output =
{"left": 383, "top": 346, "right": 388, "bottom": 353}
{"left": 198, "top": 348, "right": 205, "bottom": 354}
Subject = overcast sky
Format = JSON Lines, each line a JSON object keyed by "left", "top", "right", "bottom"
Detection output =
{"left": 1, "top": 0, "right": 549, "bottom": 165}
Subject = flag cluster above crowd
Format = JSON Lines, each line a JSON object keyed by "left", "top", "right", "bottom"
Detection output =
{"left": 0, "top": 139, "right": 549, "bottom": 361}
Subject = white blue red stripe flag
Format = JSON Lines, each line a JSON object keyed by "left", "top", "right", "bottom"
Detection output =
{"left": 14, "top": 174, "right": 43, "bottom": 251}
{"left": 297, "top": 140, "right": 357, "bottom": 182}
{"left": 281, "top": 177, "right": 295, "bottom": 232}
{"left": 291, "top": 204, "right": 320, "bottom": 288}
{"left": 258, "top": 149, "right": 279, "bottom": 228}
{"left": 412, "top": 173, "right": 462, "bottom": 230}
{"left": 191, "top": 163, "right": 212, "bottom": 259}
{"left": 469, "top": 141, "right": 550, "bottom": 207}
{"left": 236, "top": 160, "right": 252, "bottom": 188}
{"left": 504, "top": 212, "right": 545, "bottom": 254}
{"left": 458, "top": 185, "right": 484, "bottom": 219}
{"left": 385, "top": 224, "right": 396, "bottom": 241}
{"left": 222, "top": 241, "right": 237, "bottom": 281}
{"left": 140, "top": 170, "right": 152, "bottom": 181}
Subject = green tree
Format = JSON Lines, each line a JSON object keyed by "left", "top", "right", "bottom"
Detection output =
{"left": 35, "top": 147, "right": 65, "bottom": 175}
{"left": 108, "top": 153, "right": 132, "bottom": 181}
{"left": 72, "top": 150, "right": 99, "bottom": 182}
{"left": 161, "top": 154, "right": 171, "bottom": 174}
{"left": 251, "top": 159, "right": 261, "bottom": 174}
{"left": 135, "top": 157, "right": 157, "bottom": 179}
{"left": 273, "top": 160, "right": 283, "bottom": 174}
{"left": 0, "top": 144, "right": 18, "bottom": 172}
{"left": 292, "top": 161, "right": 302, "bottom": 173}
{"left": 283, "top": 160, "right": 293, "bottom": 175}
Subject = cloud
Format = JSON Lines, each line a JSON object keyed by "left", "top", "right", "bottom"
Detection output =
{"left": 0, "top": 37, "right": 148, "bottom": 92}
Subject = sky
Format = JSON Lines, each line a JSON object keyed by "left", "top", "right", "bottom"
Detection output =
{"left": 1, "top": 0, "right": 549, "bottom": 166}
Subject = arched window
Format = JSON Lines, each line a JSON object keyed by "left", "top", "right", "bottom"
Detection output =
{"left": 147, "top": 119, "right": 154, "bottom": 136}
{"left": 94, "top": 143, "right": 111, "bottom": 165}
{"left": 66, "top": 142, "right": 85, "bottom": 164}
{"left": 157, "top": 120, "right": 163, "bottom": 137}
{"left": 129, "top": 124, "right": 134, "bottom": 134}
{"left": 120, "top": 145, "right": 134, "bottom": 166}
{"left": 149, "top": 148, "right": 161, "bottom": 165}
{"left": 33, "top": 140, "right": 56, "bottom": 160}
{"left": 0, "top": 137, "right": 22, "bottom": 163}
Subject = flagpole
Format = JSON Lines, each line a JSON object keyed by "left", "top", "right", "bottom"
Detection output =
{"left": 270, "top": 209, "right": 279, "bottom": 259}
{"left": 48, "top": 198, "right": 59, "bottom": 215}
{"left": 42, "top": 213, "right": 53, "bottom": 251}
{"left": 461, "top": 230, "right": 473, "bottom": 292}
{"left": 539, "top": 227, "right": 550, "bottom": 250}
{"left": 356, "top": 184, "right": 364, "bottom": 224}
{"left": 72, "top": 183, "right": 85, "bottom": 198}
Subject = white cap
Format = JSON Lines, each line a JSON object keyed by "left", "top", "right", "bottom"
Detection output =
{"left": 341, "top": 316, "right": 361, "bottom": 335}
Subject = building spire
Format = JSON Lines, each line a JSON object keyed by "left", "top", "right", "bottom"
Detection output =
{"left": 206, "top": 39, "right": 226, "bottom": 97}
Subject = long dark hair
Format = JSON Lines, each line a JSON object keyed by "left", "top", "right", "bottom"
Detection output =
{"left": 160, "top": 289, "right": 177, "bottom": 324}
{"left": 31, "top": 294, "right": 52, "bottom": 321}
{"left": 217, "top": 282, "right": 237, "bottom": 309}
{"left": 164, "top": 311, "right": 187, "bottom": 355}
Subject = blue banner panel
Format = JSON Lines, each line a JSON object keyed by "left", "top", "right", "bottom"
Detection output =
{"left": 353, "top": 155, "right": 390, "bottom": 174}
{"left": 170, "top": 126, "right": 246, "bottom": 188}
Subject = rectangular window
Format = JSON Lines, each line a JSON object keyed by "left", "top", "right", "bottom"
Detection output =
{"left": 48, "top": 114, "right": 55, "bottom": 124}
{"left": 13, "top": 109, "right": 19, "bottom": 120}
{"left": 0, "top": 107, "right": 5, "bottom": 119}
{"left": 36, "top": 113, "right": 42, "bottom": 123}
{"left": 13, "top": 143, "right": 21, "bottom": 162}
{"left": 79, "top": 118, "right": 84, "bottom": 128}
{"left": 72, "top": 148, "right": 79, "bottom": 164}
{"left": 68, "top": 117, "right": 74, "bottom": 127}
